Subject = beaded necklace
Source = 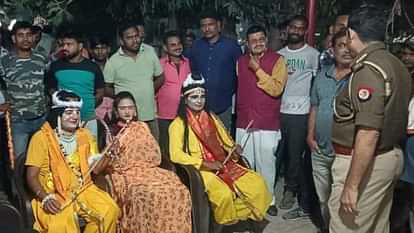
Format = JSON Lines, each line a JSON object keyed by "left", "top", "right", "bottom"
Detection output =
{"left": 55, "top": 129, "right": 83, "bottom": 185}
{"left": 55, "top": 129, "right": 77, "bottom": 157}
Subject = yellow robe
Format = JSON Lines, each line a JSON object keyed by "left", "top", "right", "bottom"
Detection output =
{"left": 169, "top": 115, "right": 272, "bottom": 224}
{"left": 25, "top": 123, "right": 120, "bottom": 233}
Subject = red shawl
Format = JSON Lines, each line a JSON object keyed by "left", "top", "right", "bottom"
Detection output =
{"left": 187, "top": 109, "right": 247, "bottom": 191}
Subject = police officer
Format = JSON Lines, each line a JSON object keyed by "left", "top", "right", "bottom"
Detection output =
{"left": 328, "top": 5, "right": 412, "bottom": 233}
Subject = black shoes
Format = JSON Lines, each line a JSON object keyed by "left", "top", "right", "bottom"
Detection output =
{"left": 248, "top": 218, "right": 269, "bottom": 233}
{"left": 266, "top": 205, "right": 278, "bottom": 216}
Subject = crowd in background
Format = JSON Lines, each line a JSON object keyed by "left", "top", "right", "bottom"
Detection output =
{"left": 0, "top": 4, "right": 413, "bottom": 233}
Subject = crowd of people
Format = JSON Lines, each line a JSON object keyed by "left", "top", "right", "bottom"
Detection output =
{"left": 0, "top": 3, "right": 413, "bottom": 233}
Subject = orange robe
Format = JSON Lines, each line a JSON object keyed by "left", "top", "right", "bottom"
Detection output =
{"left": 25, "top": 122, "right": 119, "bottom": 233}
{"left": 109, "top": 121, "right": 192, "bottom": 233}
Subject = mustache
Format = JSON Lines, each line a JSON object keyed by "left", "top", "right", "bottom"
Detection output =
{"left": 287, "top": 33, "right": 304, "bottom": 43}
{"left": 340, "top": 53, "right": 352, "bottom": 58}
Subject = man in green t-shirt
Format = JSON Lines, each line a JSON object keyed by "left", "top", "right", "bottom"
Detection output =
{"left": 104, "top": 21, "right": 164, "bottom": 139}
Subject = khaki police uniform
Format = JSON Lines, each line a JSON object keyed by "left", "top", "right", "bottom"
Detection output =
{"left": 328, "top": 42, "right": 412, "bottom": 233}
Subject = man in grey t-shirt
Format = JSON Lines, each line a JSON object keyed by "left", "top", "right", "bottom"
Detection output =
{"left": 278, "top": 15, "right": 319, "bottom": 220}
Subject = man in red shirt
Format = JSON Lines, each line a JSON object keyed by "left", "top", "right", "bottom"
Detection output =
{"left": 156, "top": 31, "right": 191, "bottom": 160}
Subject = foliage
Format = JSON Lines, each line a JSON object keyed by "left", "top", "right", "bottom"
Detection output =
{"left": 0, "top": 0, "right": 74, "bottom": 25}
{"left": 0, "top": 0, "right": 301, "bottom": 27}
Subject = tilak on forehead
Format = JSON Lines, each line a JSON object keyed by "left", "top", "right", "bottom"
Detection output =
{"left": 186, "top": 88, "right": 205, "bottom": 96}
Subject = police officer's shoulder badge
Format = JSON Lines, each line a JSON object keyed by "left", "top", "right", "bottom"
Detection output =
{"left": 357, "top": 86, "right": 373, "bottom": 101}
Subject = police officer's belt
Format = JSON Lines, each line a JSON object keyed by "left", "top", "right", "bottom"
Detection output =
{"left": 333, "top": 143, "right": 393, "bottom": 156}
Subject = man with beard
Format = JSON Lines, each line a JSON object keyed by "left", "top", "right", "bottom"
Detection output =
{"left": 104, "top": 21, "right": 164, "bottom": 139}
{"left": 307, "top": 30, "right": 353, "bottom": 232}
{"left": 401, "top": 40, "right": 414, "bottom": 80}
{"left": 156, "top": 31, "right": 191, "bottom": 159}
{"left": 187, "top": 10, "right": 242, "bottom": 130}
{"left": 329, "top": 5, "right": 411, "bottom": 233}
{"left": 236, "top": 25, "right": 288, "bottom": 216}
{"left": 0, "top": 21, "right": 48, "bottom": 157}
{"left": 88, "top": 34, "right": 111, "bottom": 72}
{"left": 47, "top": 26, "right": 105, "bottom": 138}
{"left": 277, "top": 15, "right": 320, "bottom": 220}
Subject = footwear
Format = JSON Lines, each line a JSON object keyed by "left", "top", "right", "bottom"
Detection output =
{"left": 282, "top": 207, "right": 311, "bottom": 220}
{"left": 317, "top": 228, "right": 329, "bottom": 233}
{"left": 266, "top": 205, "right": 278, "bottom": 216}
{"left": 279, "top": 190, "right": 296, "bottom": 209}
{"left": 248, "top": 219, "right": 269, "bottom": 233}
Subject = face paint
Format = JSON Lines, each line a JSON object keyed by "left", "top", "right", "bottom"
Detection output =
{"left": 61, "top": 107, "right": 81, "bottom": 132}
{"left": 185, "top": 89, "right": 206, "bottom": 113}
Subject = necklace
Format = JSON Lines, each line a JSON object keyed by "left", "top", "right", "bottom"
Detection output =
{"left": 55, "top": 129, "right": 76, "bottom": 156}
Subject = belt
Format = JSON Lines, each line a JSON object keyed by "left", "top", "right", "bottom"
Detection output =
{"left": 333, "top": 143, "right": 393, "bottom": 156}
{"left": 333, "top": 143, "right": 353, "bottom": 156}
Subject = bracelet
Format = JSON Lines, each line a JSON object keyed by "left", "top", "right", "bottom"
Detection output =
{"left": 41, "top": 194, "right": 56, "bottom": 209}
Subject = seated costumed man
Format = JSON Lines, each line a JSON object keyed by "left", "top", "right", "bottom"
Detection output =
{"left": 169, "top": 73, "right": 272, "bottom": 227}
{"left": 25, "top": 90, "right": 120, "bottom": 233}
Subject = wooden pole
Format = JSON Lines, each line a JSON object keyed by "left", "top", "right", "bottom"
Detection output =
{"left": 5, "top": 110, "right": 15, "bottom": 170}
{"left": 306, "top": 0, "right": 317, "bottom": 46}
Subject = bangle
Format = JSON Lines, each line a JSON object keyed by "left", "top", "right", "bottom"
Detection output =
{"left": 41, "top": 194, "right": 56, "bottom": 209}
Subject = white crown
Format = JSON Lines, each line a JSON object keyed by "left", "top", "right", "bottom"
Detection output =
{"left": 183, "top": 73, "right": 205, "bottom": 88}
{"left": 51, "top": 91, "right": 83, "bottom": 109}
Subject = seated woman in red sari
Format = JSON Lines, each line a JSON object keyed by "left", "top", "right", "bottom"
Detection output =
{"left": 169, "top": 73, "right": 272, "bottom": 228}
{"left": 106, "top": 91, "right": 192, "bottom": 233}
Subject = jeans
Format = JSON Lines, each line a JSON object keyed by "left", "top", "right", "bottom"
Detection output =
{"left": 408, "top": 183, "right": 414, "bottom": 233}
{"left": 280, "top": 113, "right": 313, "bottom": 212}
{"left": 0, "top": 118, "right": 8, "bottom": 194}
{"left": 11, "top": 114, "right": 46, "bottom": 157}
{"left": 312, "top": 151, "right": 335, "bottom": 230}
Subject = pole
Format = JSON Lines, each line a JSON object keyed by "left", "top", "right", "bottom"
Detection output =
{"left": 5, "top": 110, "right": 15, "bottom": 170}
{"left": 306, "top": 0, "right": 317, "bottom": 46}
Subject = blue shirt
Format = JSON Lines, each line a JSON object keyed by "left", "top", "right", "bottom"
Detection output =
{"left": 310, "top": 64, "right": 348, "bottom": 155}
{"left": 188, "top": 36, "right": 242, "bottom": 113}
